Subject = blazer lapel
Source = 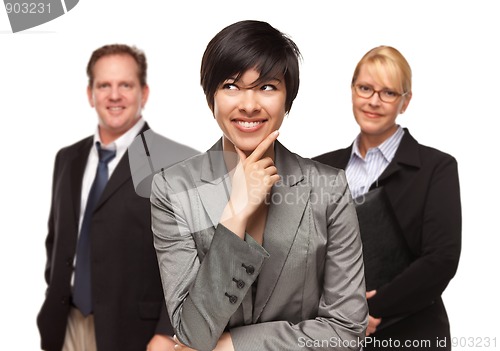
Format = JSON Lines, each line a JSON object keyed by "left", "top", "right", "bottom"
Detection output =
{"left": 253, "top": 142, "right": 311, "bottom": 323}
{"left": 335, "top": 146, "right": 352, "bottom": 170}
{"left": 95, "top": 123, "right": 152, "bottom": 211}
{"left": 95, "top": 154, "right": 132, "bottom": 210}
{"left": 70, "top": 137, "right": 93, "bottom": 227}
{"left": 196, "top": 140, "right": 235, "bottom": 228}
{"left": 375, "top": 129, "right": 421, "bottom": 186}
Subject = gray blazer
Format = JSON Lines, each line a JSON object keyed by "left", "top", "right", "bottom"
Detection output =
{"left": 151, "top": 140, "right": 368, "bottom": 351}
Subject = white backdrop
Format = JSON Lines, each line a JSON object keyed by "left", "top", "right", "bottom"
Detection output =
{"left": 1, "top": 1, "right": 498, "bottom": 349}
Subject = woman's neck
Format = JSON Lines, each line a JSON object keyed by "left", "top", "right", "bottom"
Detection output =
{"left": 358, "top": 126, "right": 398, "bottom": 158}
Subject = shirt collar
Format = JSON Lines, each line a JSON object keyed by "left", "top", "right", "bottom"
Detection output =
{"left": 351, "top": 125, "right": 405, "bottom": 163}
{"left": 93, "top": 117, "right": 146, "bottom": 153}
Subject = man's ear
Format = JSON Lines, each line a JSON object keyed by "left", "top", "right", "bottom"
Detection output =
{"left": 141, "top": 84, "right": 150, "bottom": 108}
{"left": 87, "top": 86, "right": 95, "bottom": 108}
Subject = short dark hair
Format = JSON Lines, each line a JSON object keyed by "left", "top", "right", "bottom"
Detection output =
{"left": 200, "top": 20, "right": 301, "bottom": 113}
{"left": 86, "top": 44, "right": 147, "bottom": 88}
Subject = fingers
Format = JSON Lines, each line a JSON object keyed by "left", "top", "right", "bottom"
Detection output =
{"left": 256, "top": 156, "right": 275, "bottom": 169}
{"left": 265, "top": 173, "right": 281, "bottom": 187}
{"left": 246, "top": 130, "right": 279, "bottom": 163}
{"left": 248, "top": 161, "right": 279, "bottom": 185}
{"left": 225, "top": 131, "right": 280, "bottom": 223}
{"left": 173, "top": 335, "right": 190, "bottom": 351}
{"left": 366, "top": 290, "right": 377, "bottom": 299}
{"left": 366, "top": 315, "right": 382, "bottom": 336}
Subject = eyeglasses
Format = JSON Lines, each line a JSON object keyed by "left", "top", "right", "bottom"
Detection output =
{"left": 353, "top": 84, "right": 408, "bottom": 103}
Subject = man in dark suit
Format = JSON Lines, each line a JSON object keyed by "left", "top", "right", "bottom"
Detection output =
{"left": 37, "top": 44, "right": 198, "bottom": 351}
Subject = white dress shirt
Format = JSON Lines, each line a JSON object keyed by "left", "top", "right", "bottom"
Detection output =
{"left": 346, "top": 126, "right": 404, "bottom": 199}
{"left": 78, "top": 118, "right": 145, "bottom": 231}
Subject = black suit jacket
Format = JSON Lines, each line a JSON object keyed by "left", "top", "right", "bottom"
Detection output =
{"left": 37, "top": 123, "right": 198, "bottom": 351}
{"left": 313, "top": 129, "right": 461, "bottom": 349}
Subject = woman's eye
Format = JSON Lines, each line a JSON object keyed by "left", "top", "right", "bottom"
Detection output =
{"left": 261, "top": 84, "right": 276, "bottom": 91}
{"left": 222, "top": 83, "right": 238, "bottom": 90}
{"left": 383, "top": 90, "right": 397, "bottom": 97}
{"left": 359, "top": 85, "right": 372, "bottom": 92}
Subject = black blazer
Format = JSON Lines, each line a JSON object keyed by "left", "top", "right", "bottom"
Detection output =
{"left": 37, "top": 124, "right": 198, "bottom": 351}
{"left": 313, "top": 129, "right": 461, "bottom": 349}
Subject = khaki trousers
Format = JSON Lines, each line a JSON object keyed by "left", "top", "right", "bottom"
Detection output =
{"left": 62, "top": 307, "right": 97, "bottom": 351}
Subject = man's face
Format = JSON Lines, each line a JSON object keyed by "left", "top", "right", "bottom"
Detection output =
{"left": 87, "top": 54, "right": 149, "bottom": 144}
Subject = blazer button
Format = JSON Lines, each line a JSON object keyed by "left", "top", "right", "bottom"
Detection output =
{"left": 232, "top": 278, "right": 245, "bottom": 289}
{"left": 225, "top": 292, "right": 238, "bottom": 304}
{"left": 242, "top": 263, "right": 255, "bottom": 275}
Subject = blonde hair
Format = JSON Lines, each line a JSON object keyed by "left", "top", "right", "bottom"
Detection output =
{"left": 352, "top": 46, "right": 412, "bottom": 94}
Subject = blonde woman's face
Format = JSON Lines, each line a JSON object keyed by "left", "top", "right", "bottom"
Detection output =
{"left": 352, "top": 64, "right": 411, "bottom": 142}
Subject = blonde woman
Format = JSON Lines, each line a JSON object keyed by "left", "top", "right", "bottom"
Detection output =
{"left": 314, "top": 46, "right": 461, "bottom": 350}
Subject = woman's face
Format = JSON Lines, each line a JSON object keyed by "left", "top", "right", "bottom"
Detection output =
{"left": 213, "top": 68, "right": 286, "bottom": 155}
{"left": 352, "top": 64, "right": 411, "bottom": 143}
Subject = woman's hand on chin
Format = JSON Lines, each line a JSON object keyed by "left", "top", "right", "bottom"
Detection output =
{"left": 221, "top": 131, "right": 280, "bottom": 238}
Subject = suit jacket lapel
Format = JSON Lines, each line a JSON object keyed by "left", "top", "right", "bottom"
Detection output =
{"left": 376, "top": 129, "right": 420, "bottom": 185}
{"left": 95, "top": 123, "right": 151, "bottom": 211}
{"left": 95, "top": 154, "right": 132, "bottom": 210}
{"left": 335, "top": 146, "right": 352, "bottom": 170}
{"left": 253, "top": 142, "right": 311, "bottom": 323}
{"left": 196, "top": 139, "right": 234, "bottom": 228}
{"left": 70, "top": 137, "right": 93, "bottom": 227}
